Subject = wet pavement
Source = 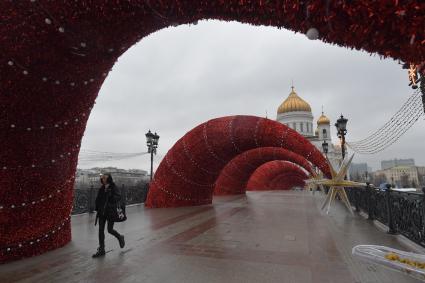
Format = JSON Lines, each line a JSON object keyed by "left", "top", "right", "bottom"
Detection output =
{"left": 0, "top": 191, "right": 421, "bottom": 282}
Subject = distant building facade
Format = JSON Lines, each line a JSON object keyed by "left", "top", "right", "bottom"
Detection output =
{"left": 373, "top": 165, "right": 425, "bottom": 188}
{"left": 349, "top": 163, "right": 370, "bottom": 181}
{"left": 381, "top": 158, "right": 415, "bottom": 170}
{"left": 75, "top": 167, "right": 149, "bottom": 188}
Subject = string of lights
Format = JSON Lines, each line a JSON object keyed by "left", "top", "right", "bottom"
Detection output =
{"left": 348, "top": 98, "right": 422, "bottom": 151}
{"left": 78, "top": 150, "right": 149, "bottom": 163}
{"left": 0, "top": 180, "right": 73, "bottom": 211}
{"left": 1, "top": 145, "right": 80, "bottom": 170}
{"left": 348, "top": 100, "right": 422, "bottom": 151}
{"left": 348, "top": 90, "right": 422, "bottom": 147}
{"left": 350, "top": 92, "right": 421, "bottom": 143}
{"left": 347, "top": 89, "right": 424, "bottom": 154}
{"left": 28, "top": 0, "right": 121, "bottom": 55}
{"left": 348, "top": 111, "right": 422, "bottom": 153}
{"left": 6, "top": 58, "right": 107, "bottom": 89}
{"left": 348, "top": 110, "right": 422, "bottom": 154}
{"left": 2, "top": 215, "right": 72, "bottom": 253}
{"left": 164, "top": 153, "right": 214, "bottom": 188}
{"left": 0, "top": 108, "right": 92, "bottom": 131}
{"left": 348, "top": 91, "right": 421, "bottom": 149}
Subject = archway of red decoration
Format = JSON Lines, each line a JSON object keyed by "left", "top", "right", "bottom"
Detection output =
{"left": 246, "top": 161, "right": 308, "bottom": 191}
{"left": 214, "top": 147, "right": 314, "bottom": 195}
{"left": 267, "top": 172, "right": 306, "bottom": 191}
{"left": 1, "top": 1, "right": 423, "bottom": 263}
{"left": 146, "top": 115, "right": 328, "bottom": 208}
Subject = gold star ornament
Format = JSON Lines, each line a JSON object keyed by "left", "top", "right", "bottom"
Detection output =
{"left": 307, "top": 154, "right": 366, "bottom": 214}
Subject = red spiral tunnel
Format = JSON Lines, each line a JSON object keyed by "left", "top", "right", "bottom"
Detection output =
{"left": 247, "top": 160, "right": 308, "bottom": 191}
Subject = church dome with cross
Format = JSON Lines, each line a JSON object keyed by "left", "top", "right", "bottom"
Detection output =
{"left": 275, "top": 84, "right": 343, "bottom": 169}
{"left": 276, "top": 85, "right": 314, "bottom": 137}
{"left": 277, "top": 86, "right": 312, "bottom": 114}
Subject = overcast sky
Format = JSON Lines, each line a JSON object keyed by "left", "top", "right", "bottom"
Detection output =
{"left": 78, "top": 20, "right": 425, "bottom": 172}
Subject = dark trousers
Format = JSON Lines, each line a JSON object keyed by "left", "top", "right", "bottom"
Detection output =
{"left": 98, "top": 216, "right": 121, "bottom": 249}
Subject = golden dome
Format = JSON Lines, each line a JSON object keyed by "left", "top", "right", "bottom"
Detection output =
{"left": 317, "top": 112, "right": 330, "bottom": 125}
{"left": 277, "top": 87, "right": 312, "bottom": 114}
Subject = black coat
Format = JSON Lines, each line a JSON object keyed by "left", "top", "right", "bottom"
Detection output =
{"left": 95, "top": 183, "right": 121, "bottom": 218}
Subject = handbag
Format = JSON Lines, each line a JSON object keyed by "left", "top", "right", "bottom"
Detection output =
{"left": 107, "top": 201, "right": 127, "bottom": 222}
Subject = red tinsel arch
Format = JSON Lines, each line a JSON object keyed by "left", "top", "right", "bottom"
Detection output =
{"left": 267, "top": 172, "right": 306, "bottom": 190}
{"left": 246, "top": 160, "right": 308, "bottom": 191}
{"left": 146, "top": 115, "right": 328, "bottom": 208}
{"left": 1, "top": 0, "right": 423, "bottom": 263}
{"left": 214, "top": 147, "right": 314, "bottom": 195}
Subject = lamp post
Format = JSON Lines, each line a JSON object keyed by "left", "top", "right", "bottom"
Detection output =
{"left": 335, "top": 114, "right": 348, "bottom": 160}
{"left": 145, "top": 130, "right": 160, "bottom": 181}
{"left": 321, "top": 140, "right": 329, "bottom": 158}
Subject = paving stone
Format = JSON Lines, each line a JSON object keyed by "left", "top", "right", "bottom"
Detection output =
{"left": 0, "top": 191, "right": 420, "bottom": 282}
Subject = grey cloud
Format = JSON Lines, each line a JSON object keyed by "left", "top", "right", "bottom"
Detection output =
{"left": 80, "top": 20, "right": 425, "bottom": 172}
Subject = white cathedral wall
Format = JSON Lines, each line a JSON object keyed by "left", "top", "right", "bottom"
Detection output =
{"left": 277, "top": 111, "right": 314, "bottom": 137}
{"left": 317, "top": 123, "right": 331, "bottom": 141}
{"left": 276, "top": 111, "right": 346, "bottom": 177}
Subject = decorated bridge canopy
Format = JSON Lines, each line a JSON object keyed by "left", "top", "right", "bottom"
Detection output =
{"left": 214, "top": 147, "right": 314, "bottom": 195}
{"left": 145, "top": 115, "right": 328, "bottom": 208}
{"left": 246, "top": 160, "right": 308, "bottom": 191}
{"left": 1, "top": 0, "right": 423, "bottom": 264}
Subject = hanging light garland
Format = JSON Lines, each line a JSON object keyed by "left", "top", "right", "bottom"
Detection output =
{"left": 2, "top": 215, "right": 72, "bottom": 254}
{"left": 347, "top": 89, "right": 423, "bottom": 154}
{"left": 78, "top": 150, "right": 149, "bottom": 163}
{"left": 0, "top": 180, "right": 74, "bottom": 211}
{"left": 1, "top": 145, "right": 80, "bottom": 171}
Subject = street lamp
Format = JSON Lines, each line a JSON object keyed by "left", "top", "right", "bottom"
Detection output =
{"left": 335, "top": 114, "right": 348, "bottom": 160}
{"left": 321, "top": 140, "right": 329, "bottom": 158}
{"left": 146, "top": 130, "right": 160, "bottom": 181}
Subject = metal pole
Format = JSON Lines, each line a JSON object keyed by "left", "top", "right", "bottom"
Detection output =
{"left": 150, "top": 149, "right": 153, "bottom": 181}
{"left": 89, "top": 185, "right": 94, "bottom": 213}
{"left": 122, "top": 184, "right": 127, "bottom": 205}
{"left": 355, "top": 189, "right": 360, "bottom": 212}
{"left": 366, "top": 183, "right": 374, "bottom": 220}
{"left": 341, "top": 133, "right": 346, "bottom": 180}
{"left": 420, "top": 74, "right": 425, "bottom": 114}
{"left": 422, "top": 187, "right": 425, "bottom": 242}
{"left": 386, "top": 184, "right": 396, "bottom": 234}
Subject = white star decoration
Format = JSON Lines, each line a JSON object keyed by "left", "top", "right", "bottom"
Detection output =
{"left": 307, "top": 154, "right": 366, "bottom": 214}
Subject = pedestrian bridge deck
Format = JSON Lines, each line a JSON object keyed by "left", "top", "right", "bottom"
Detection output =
{"left": 0, "top": 191, "right": 421, "bottom": 282}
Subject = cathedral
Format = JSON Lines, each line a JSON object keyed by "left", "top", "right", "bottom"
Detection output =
{"left": 276, "top": 86, "right": 342, "bottom": 170}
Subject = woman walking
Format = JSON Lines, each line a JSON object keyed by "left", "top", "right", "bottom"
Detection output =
{"left": 92, "top": 173, "right": 125, "bottom": 258}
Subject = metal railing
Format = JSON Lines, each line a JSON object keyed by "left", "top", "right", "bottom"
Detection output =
{"left": 346, "top": 186, "right": 425, "bottom": 247}
{"left": 72, "top": 184, "right": 149, "bottom": 215}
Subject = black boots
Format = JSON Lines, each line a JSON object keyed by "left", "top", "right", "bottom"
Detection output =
{"left": 92, "top": 247, "right": 105, "bottom": 258}
{"left": 119, "top": 235, "right": 125, "bottom": 248}
{"left": 93, "top": 236, "right": 124, "bottom": 258}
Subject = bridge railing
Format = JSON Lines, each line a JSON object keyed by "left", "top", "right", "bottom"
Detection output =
{"left": 72, "top": 184, "right": 149, "bottom": 215}
{"left": 346, "top": 186, "right": 425, "bottom": 247}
